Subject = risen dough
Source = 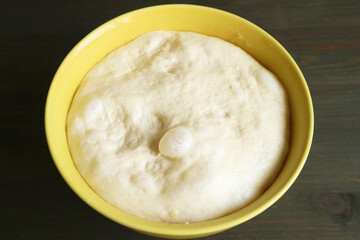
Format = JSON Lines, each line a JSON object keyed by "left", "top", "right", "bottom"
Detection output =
{"left": 67, "top": 31, "right": 289, "bottom": 223}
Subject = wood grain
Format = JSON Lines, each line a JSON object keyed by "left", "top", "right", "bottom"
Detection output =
{"left": 1, "top": 0, "right": 359, "bottom": 239}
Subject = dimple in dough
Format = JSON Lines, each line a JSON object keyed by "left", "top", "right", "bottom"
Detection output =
{"left": 67, "top": 31, "right": 289, "bottom": 223}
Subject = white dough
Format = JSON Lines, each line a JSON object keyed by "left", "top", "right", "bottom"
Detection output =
{"left": 67, "top": 31, "right": 289, "bottom": 223}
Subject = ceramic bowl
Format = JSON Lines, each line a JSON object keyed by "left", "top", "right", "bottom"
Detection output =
{"left": 45, "top": 4, "right": 313, "bottom": 239}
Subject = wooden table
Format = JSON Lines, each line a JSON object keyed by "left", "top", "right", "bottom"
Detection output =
{"left": 1, "top": 0, "right": 359, "bottom": 239}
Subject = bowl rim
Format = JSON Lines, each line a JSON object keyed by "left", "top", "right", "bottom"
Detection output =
{"left": 45, "top": 4, "right": 314, "bottom": 238}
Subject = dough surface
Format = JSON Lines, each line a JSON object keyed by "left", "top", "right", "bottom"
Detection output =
{"left": 67, "top": 31, "right": 289, "bottom": 223}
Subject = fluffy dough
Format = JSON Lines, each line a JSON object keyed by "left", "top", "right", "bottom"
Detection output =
{"left": 67, "top": 31, "right": 289, "bottom": 223}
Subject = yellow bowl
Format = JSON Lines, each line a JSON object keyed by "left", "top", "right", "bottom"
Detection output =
{"left": 45, "top": 4, "right": 313, "bottom": 239}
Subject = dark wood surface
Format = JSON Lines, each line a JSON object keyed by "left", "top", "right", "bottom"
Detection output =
{"left": 1, "top": 0, "right": 359, "bottom": 239}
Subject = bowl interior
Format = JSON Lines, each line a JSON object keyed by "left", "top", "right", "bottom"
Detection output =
{"left": 45, "top": 4, "right": 313, "bottom": 239}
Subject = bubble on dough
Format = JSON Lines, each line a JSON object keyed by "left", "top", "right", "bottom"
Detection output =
{"left": 159, "top": 127, "right": 193, "bottom": 158}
